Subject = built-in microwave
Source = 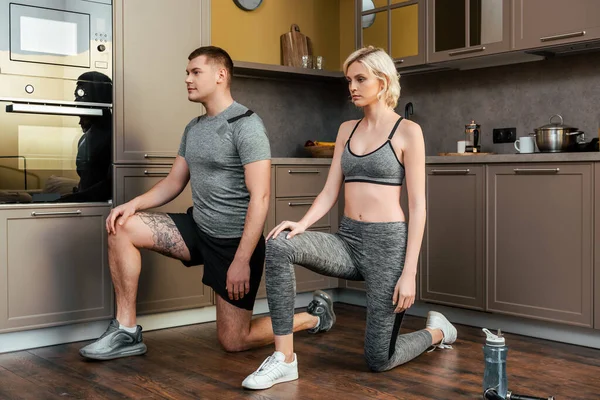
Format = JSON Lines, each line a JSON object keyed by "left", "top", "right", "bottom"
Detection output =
{"left": 0, "top": 0, "right": 112, "bottom": 81}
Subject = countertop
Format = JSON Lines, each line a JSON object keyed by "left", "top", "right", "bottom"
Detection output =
{"left": 426, "top": 152, "right": 600, "bottom": 164}
{"left": 273, "top": 152, "right": 600, "bottom": 165}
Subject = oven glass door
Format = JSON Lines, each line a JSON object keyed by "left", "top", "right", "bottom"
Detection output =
{"left": 0, "top": 76, "right": 112, "bottom": 205}
{"left": 10, "top": 4, "right": 90, "bottom": 69}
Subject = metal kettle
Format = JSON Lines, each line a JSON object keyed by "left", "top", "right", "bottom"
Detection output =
{"left": 465, "top": 120, "right": 481, "bottom": 152}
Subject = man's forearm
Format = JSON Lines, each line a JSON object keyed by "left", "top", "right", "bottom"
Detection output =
{"left": 234, "top": 194, "right": 269, "bottom": 262}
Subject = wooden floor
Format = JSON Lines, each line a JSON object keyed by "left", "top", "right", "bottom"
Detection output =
{"left": 0, "top": 303, "right": 599, "bottom": 399}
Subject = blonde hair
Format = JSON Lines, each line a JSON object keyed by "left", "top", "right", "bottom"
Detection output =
{"left": 343, "top": 46, "right": 401, "bottom": 109}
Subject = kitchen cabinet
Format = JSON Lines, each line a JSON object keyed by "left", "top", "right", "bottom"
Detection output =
{"left": 359, "top": 0, "right": 426, "bottom": 68}
{"left": 486, "top": 164, "right": 593, "bottom": 327}
{"left": 114, "top": 167, "right": 213, "bottom": 314}
{"left": 420, "top": 165, "right": 485, "bottom": 310}
{"left": 0, "top": 205, "right": 113, "bottom": 332}
{"left": 113, "top": 0, "right": 209, "bottom": 164}
{"left": 513, "top": 0, "right": 600, "bottom": 51}
{"left": 256, "top": 164, "right": 340, "bottom": 299}
{"left": 595, "top": 163, "right": 600, "bottom": 330}
{"left": 427, "top": 0, "right": 510, "bottom": 62}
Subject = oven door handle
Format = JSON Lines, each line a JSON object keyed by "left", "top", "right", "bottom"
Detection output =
{"left": 6, "top": 103, "right": 104, "bottom": 117}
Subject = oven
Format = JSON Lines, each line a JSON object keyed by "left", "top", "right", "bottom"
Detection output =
{"left": 0, "top": 0, "right": 113, "bottom": 206}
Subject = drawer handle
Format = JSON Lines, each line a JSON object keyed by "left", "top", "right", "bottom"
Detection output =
{"left": 448, "top": 47, "right": 485, "bottom": 56}
{"left": 144, "top": 170, "right": 169, "bottom": 176}
{"left": 288, "top": 170, "right": 320, "bottom": 174}
{"left": 431, "top": 169, "right": 470, "bottom": 174}
{"left": 144, "top": 153, "right": 176, "bottom": 159}
{"left": 288, "top": 202, "right": 313, "bottom": 207}
{"left": 513, "top": 168, "right": 560, "bottom": 174}
{"left": 514, "top": 168, "right": 560, "bottom": 174}
{"left": 540, "top": 31, "right": 585, "bottom": 42}
{"left": 31, "top": 210, "right": 82, "bottom": 217}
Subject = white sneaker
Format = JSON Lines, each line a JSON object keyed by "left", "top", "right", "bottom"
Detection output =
{"left": 242, "top": 351, "right": 299, "bottom": 390}
{"left": 426, "top": 311, "right": 457, "bottom": 350}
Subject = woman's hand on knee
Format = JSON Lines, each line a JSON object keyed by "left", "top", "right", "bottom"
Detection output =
{"left": 392, "top": 273, "right": 416, "bottom": 313}
{"left": 267, "top": 220, "right": 307, "bottom": 241}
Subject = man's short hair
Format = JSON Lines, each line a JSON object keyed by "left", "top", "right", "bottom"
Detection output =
{"left": 188, "top": 46, "right": 234, "bottom": 85}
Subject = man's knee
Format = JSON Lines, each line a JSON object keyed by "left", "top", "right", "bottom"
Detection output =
{"left": 218, "top": 331, "right": 248, "bottom": 353}
{"left": 108, "top": 214, "right": 141, "bottom": 247}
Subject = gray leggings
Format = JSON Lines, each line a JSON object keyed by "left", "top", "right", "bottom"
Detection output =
{"left": 265, "top": 216, "right": 432, "bottom": 372}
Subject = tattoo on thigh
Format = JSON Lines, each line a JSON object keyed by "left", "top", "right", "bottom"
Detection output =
{"left": 137, "top": 212, "right": 187, "bottom": 259}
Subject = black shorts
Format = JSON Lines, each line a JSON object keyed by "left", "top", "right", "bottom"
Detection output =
{"left": 167, "top": 207, "right": 265, "bottom": 311}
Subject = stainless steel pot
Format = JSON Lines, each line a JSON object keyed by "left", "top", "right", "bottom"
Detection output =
{"left": 531, "top": 114, "right": 585, "bottom": 152}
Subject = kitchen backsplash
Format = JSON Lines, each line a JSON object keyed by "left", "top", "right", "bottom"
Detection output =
{"left": 399, "top": 51, "right": 600, "bottom": 155}
{"left": 233, "top": 51, "right": 600, "bottom": 157}
{"left": 232, "top": 77, "right": 359, "bottom": 157}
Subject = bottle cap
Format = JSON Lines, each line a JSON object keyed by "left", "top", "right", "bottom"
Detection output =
{"left": 483, "top": 328, "right": 506, "bottom": 346}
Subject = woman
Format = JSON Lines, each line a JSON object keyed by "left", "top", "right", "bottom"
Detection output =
{"left": 242, "top": 47, "right": 457, "bottom": 390}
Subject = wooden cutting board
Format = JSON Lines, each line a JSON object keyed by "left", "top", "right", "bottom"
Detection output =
{"left": 438, "top": 152, "right": 495, "bottom": 156}
{"left": 280, "top": 24, "right": 313, "bottom": 67}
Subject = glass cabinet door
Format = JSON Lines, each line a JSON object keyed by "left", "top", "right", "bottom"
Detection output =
{"left": 359, "top": 0, "right": 425, "bottom": 67}
{"left": 391, "top": 3, "right": 420, "bottom": 62}
{"left": 428, "top": 0, "right": 508, "bottom": 62}
{"left": 362, "top": 9, "right": 389, "bottom": 52}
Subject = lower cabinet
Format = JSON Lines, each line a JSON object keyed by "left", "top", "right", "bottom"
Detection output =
{"left": 595, "top": 163, "right": 600, "bottom": 330}
{"left": 0, "top": 205, "right": 113, "bottom": 332}
{"left": 114, "top": 166, "right": 213, "bottom": 314}
{"left": 487, "top": 164, "right": 594, "bottom": 327}
{"left": 420, "top": 165, "right": 485, "bottom": 310}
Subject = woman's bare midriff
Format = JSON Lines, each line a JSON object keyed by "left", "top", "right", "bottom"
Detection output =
{"left": 343, "top": 182, "right": 406, "bottom": 222}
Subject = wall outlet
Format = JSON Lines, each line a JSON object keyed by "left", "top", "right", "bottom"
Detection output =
{"left": 493, "top": 127, "right": 517, "bottom": 143}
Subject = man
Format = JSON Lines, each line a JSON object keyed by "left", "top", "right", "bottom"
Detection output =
{"left": 79, "top": 46, "right": 335, "bottom": 360}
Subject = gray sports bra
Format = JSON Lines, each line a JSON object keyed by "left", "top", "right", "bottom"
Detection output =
{"left": 340, "top": 117, "right": 405, "bottom": 186}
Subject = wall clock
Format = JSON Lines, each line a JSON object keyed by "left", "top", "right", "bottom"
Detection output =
{"left": 362, "top": 0, "right": 376, "bottom": 28}
{"left": 233, "top": 0, "right": 263, "bottom": 11}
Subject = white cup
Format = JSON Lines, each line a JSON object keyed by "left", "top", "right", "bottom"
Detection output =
{"left": 457, "top": 140, "right": 466, "bottom": 153}
{"left": 514, "top": 136, "right": 536, "bottom": 153}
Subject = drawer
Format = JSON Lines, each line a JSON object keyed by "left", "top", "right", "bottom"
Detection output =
{"left": 276, "top": 166, "right": 329, "bottom": 197}
{"left": 275, "top": 198, "right": 330, "bottom": 228}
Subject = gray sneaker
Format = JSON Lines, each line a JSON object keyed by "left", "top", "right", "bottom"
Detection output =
{"left": 79, "top": 319, "right": 147, "bottom": 360}
{"left": 307, "top": 290, "right": 336, "bottom": 334}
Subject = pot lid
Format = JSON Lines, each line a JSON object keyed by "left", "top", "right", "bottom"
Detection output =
{"left": 537, "top": 114, "right": 578, "bottom": 130}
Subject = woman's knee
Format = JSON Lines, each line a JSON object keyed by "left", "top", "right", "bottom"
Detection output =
{"left": 265, "top": 232, "right": 295, "bottom": 261}
{"left": 364, "top": 352, "right": 391, "bottom": 372}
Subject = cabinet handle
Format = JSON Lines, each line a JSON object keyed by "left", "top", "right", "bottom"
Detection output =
{"left": 540, "top": 31, "right": 585, "bottom": 42}
{"left": 431, "top": 169, "right": 470, "bottom": 174}
{"left": 144, "top": 154, "right": 176, "bottom": 159}
{"left": 288, "top": 170, "right": 320, "bottom": 174}
{"left": 513, "top": 168, "right": 560, "bottom": 174}
{"left": 288, "top": 202, "right": 313, "bottom": 207}
{"left": 31, "top": 210, "right": 82, "bottom": 217}
{"left": 144, "top": 170, "right": 169, "bottom": 176}
{"left": 448, "top": 47, "right": 485, "bottom": 56}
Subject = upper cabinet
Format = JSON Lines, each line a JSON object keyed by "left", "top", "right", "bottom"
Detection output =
{"left": 428, "top": 0, "right": 510, "bottom": 62}
{"left": 513, "top": 0, "right": 600, "bottom": 50}
{"left": 113, "top": 0, "right": 209, "bottom": 164}
{"left": 360, "top": 0, "right": 426, "bottom": 68}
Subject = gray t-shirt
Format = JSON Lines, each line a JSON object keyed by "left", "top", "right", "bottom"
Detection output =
{"left": 178, "top": 101, "right": 271, "bottom": 238}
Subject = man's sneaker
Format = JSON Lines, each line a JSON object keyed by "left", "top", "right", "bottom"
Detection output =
{"left": 79, "top": 319, "right": 147, "bottom": 360}
{"left": 242, "top": 351, "right": 298, "bottom": 390}
{"left": 425, "top": 311, "right": 457, "bottom": 350}
{"left": 307, "top": 290, "right": 335, "bottom": 334}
